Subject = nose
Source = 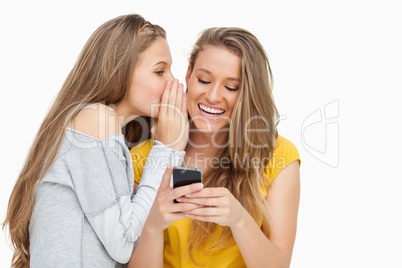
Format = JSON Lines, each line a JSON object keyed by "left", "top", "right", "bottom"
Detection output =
{"left": 166, "top": 70, "right": 174, "bottom": 81}
{"left": 205, "top": 84, "right": 222, "bottom": 104}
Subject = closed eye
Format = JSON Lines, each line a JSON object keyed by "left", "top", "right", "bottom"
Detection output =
{"left": 225, "top": 86, "right": 239, "bottom": 92}
{"left": 198, "top": 78, "right": 210, "bottom": 84}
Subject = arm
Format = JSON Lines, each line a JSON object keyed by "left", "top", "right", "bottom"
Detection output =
{"left": 128, "top": 79, "right": 198, "bottom": 267}
{"left": 181, "top": 160, "right": 300, "bottom": 268}
{"left": 232, "top": 160, "right": 300, "bottom": 267}
{"left": 128, "top": 165, "right": 204, "bottom": 268}
{"left": 68, "top": 101, "right": 188, "bottom": 263}
{"left": 67, "top": 132, "right": 182, "bottom": 263}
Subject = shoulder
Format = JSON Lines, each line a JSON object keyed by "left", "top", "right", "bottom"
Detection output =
{"left": 69, "top": 103, "right": 121, "bottom": 139}
{"left": 272, "top": 135, "right": 300, "bottom": 164}
{"left": 264, "top": 135, "right": 301, "bottom": 184}
{"left": 130, "top": 139, "right": 154, "bottom": 184}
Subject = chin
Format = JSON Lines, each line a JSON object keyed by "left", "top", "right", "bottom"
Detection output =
{"left": 192, "top": 120, "right": 229, "bottom": 135}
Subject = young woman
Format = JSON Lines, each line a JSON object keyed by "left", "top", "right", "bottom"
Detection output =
{"left": 129, "top": 27, "right": 301, "bottom": 268}
{"left": 2, "top": 14, "right": 200, "bottom": 267}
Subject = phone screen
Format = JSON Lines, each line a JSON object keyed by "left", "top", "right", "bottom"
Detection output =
{"left": 173, "top": 167, "right": 202, "bottom": 188}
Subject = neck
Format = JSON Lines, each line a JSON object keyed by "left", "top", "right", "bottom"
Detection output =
{"left": 183, "top": 124, "right": 229, "bottom": 172}
{"left": 114, "top": 102, "right": 140, "bottom": 128}
{"left": 186, "top": 123, "right": 228, "bottom": 154}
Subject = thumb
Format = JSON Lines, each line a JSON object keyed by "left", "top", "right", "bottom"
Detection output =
{"left": 159, "top": 163, "right": 174, "bottom": 191}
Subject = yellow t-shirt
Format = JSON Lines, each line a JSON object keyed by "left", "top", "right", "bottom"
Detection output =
{"left": 130, "top": 135, "right": 300, "bottom": 268}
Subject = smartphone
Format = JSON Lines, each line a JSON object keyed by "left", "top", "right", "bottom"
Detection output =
{"left": 173, "top": 167, "right": 202, "bottom": 188}
{"left": 173, "top": 167, "right": 202, "bottom": 203}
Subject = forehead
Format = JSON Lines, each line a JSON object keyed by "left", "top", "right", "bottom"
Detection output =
{"left": 194, "top": 46, "right": 241, "bottom": 78}
{"left": 137, "top": 37, "right": 172, "bottom": 66}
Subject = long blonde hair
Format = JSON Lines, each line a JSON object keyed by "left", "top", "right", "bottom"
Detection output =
{"left": 2, "top": 14, "right": 165, "bottom": 267}
{"left": 187, "top": 27, "right": 279, "bottom": 263}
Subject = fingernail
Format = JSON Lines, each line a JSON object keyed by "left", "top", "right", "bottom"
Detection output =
{"left": 176, "top": 197, "right": 183, "bottom": 202}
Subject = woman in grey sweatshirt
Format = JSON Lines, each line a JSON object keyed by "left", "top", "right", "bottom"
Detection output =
{"left": 3, "top": 14, "right": 200, "bottom": 268}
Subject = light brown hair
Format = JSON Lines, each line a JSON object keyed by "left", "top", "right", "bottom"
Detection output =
{"left": 187, "top": 27, "right": 279, "bottom": 264}
{"left": 2, "top": 14, "right": 165, "bottom": 267}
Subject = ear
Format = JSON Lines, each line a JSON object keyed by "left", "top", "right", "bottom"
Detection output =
{"left": 185, "top": 64, "right": 192, "bottom": 86}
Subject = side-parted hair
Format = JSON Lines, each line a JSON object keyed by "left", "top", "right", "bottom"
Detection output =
{"left": 187, "top": 27, "right": 279, "bottom": 264}
{"left": 3, "top": 14, "right": 165, "bottom": 267}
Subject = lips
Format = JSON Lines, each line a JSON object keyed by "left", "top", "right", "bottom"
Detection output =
{"left": 198, "top": 104, "right": 225, "bottom": 117}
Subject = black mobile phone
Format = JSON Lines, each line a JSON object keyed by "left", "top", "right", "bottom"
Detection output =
{"left": 173, "top": 167, "right": 202, "bottom": 188}
{"left": 173, "top": 167, "right": 202, "bottom": 203}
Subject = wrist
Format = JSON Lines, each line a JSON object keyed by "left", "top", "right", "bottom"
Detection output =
{"left": 230, "top": 208, "right": 254, "bottom": 232}
{"left": 169, "top": 144, "right": 185, "bottom": 152}
{"left": 142, "top": 222, "right": 164, "bottom": 237}
{"left": 153, "top": 140, "right": 186, "bottom": 166}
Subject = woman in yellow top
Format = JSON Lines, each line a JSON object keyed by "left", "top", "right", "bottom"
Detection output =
{"left": 129, "top": 27, "right": 301, "bottom": 268}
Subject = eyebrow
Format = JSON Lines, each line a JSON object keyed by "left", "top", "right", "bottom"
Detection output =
{"left": 153, "top": 61, "right": 168, "bottom": 67}
{"left": 197, "top": 68, "right": 211, "bottom": 74}
{"left": 196, "top": 68, "right": 240, "bottom": 82}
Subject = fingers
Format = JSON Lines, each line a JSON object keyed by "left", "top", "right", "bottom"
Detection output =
{"left": 158, "top": 182, "right": 204, "bottom": 214}
{"left": 167, "top": 80, "right": 178, "bottom": 117}
{"left": 170, "top": 183, "right": 203, "bottom": 202}
{"left": 183, "top": 187, "right": 228, "bottom": 198}
{"left": 171, "top": 203, "right": 204, "bottom": 213}
{"left": 176, "top": 196, "right": 222, "bottom": 207}
{"left": 167, "top": 80, "right": 186, "bottom": 119}
{"left": 182, "top": 91, "right": 187, "bottom": 120}
{"left": 184, "top": 207, "right": 220, "bottom": 217}
{"left": 183, "top": 212, "right": 220, "bottom": 223}
{"left": 159, "top": 164, "right": 174, "bottom": 191}
{"left": 176, "top": 83, "right": 183, "bottom": 113}
{"left": 160, "top": 80, "right": 172, "bottom": 114}
{"left": 154, "top": 78, "right": 188, "bottom": 151}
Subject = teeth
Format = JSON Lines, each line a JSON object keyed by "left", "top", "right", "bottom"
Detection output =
{"left": 199, "top": 104, "right": 224, "bottom": 115}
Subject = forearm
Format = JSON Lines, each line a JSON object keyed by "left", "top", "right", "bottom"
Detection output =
{"left": 231, "top": 212, "right": 289, "bottom": 268}
{"left": 128, "top": 224, "right": 164, "bottom": 268}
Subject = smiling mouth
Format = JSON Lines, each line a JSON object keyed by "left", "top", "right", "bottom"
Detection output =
{"left": 198, "top": 104, "right": 225, "bottom": 117}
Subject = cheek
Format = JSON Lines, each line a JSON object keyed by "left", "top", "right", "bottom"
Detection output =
{"left": 187, "top": 80, "right": 202, "bottom": 105}
{"left": 227, "top": 94, "right": 240, "bottom": 113}
{"left": 145, "top": 81, "right": 165, "bottom": 102}
{"left": 186, "top": 89, "right": 199, "bottom": 115}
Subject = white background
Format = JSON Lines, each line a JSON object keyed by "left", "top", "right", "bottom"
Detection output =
{"left": 1, "top": 0, "right": 401, "bottom": 267}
